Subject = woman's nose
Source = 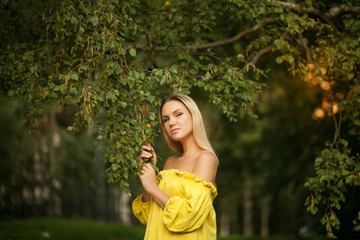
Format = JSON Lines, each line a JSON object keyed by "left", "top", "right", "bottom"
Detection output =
{"left": 168, "top": 117, "right": 175, "bottom": 126}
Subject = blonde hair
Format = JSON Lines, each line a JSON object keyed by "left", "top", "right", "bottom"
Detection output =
{"left": 159, "top": 94, "right": 218, "bottom": 161}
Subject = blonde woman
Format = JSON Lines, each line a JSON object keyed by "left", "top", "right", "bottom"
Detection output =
{"left": 132, "top": 94, "right": 218, "bottom": 240}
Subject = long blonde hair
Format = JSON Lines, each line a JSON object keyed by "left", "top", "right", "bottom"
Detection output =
{"left": 159, "top": 94, "right": 218, "bottom": 161}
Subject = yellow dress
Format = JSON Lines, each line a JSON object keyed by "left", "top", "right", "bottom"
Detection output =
{"left": 132, "top": 169, "right": 218, "bottom": 240}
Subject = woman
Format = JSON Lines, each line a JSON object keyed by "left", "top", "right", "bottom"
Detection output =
{"left": 132, "top": 94, "right": 218, "bottom": 240}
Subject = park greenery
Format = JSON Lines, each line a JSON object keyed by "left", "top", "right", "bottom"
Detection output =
{"left": 0, "top": 0, "right": 359, "bottom": 238}
{"left": 0, "top": 218, "right": 323, "bottom": 240}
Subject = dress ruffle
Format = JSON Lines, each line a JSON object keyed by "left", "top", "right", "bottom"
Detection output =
{"left": 132, "top": 194, "right": 151, "bottom": 225}
{"left": 158, "top": 169, "right": 218, "bottom": 199}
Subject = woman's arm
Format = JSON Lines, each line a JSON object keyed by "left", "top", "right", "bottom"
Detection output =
{"left": 138, "top": 143, "right": 157, "bottom": 203}
{"left": 139, "top": 163, "right": 170, "bottom": 209}
{"left": 141, "top": 190, "right": 151, "bottom": 202}
{"left": 138, "top": 144, "right": 170, "bottom": 208}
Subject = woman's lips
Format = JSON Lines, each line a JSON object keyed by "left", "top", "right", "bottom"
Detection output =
{"left": 171, "top": 128, "right": 180, "bottom": 134}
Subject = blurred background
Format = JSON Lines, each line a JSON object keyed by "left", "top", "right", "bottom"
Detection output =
{"left": 1, "top": 70, "right": 359, "bottom": 239}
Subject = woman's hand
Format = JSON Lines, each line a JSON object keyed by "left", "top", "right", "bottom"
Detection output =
{"left": 138, "top": 143, "right": 158, "bottom": 202}
{"left": 137, "top": 144, "right": 170, "bottom": 209}
{"left": 139, "top": 143, "right": 157, "bottom": 166}
{"left": 139, "top": 163, "right": 157, "bottom": 193}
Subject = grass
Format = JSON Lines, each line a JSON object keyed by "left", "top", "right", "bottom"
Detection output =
{"left": 218, "top": 237, "right": 293, "bottom": 240}
{"left": 218, "top": 235, "right": 326, "bottom": 240}
{"left": 0, "top": 218, "right": 325, "bottom": 240}
{"left": 0, "top": 218, "right": 145, "bottom": 240}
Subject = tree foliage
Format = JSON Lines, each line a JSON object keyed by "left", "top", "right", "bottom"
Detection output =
{"left": 0, "top": 0, "right": 262, "bottom": 188}
{"left": 1, "top": 0, "right": 360, "bottom": 236}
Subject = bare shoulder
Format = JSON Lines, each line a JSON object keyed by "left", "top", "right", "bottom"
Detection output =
{"left": 193, "top": 151, "right": 218, "bottom": 184}
{"left": 162, "top": 155, "right": 179, "bottom": 170}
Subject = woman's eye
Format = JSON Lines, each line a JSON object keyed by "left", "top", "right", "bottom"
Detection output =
{"left": 163, "top": 118, "right": 169, "bottom": 122}
{"left": 176, "top": 113, "right": 183, "bottom": 117}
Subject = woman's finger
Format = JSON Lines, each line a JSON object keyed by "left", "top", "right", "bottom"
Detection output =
{"left": 152, "top": 150, "right": 157, "bottom": 166}
{"left": 142, "top": 164, "right": 148, "bottom": 171}
{"left": 141, "top": 145, "right": 152, "bottom": 152}
{"left": 146, "top": 144, "right": 157, "bottom": 166}
{"left": 140, "top": 151, "right": 152, "bottom": 159}
{"left": 142, "top": 163, "right": 151, "bottom": 171}
{"left": 139, "top": 150, "right": 152, "bottom": 163}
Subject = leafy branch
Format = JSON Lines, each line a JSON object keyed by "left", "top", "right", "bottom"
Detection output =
{"left": 305, "top": 140, "right": 360, "bottom": 238}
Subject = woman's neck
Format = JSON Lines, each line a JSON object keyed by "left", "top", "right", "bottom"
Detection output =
{"left": 180, "top": 134, "right": 203, "bottom": 157}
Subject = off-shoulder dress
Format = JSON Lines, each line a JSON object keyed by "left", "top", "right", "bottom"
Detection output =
{"left": 132, "top": 169, "right": 218, "bottom": 240}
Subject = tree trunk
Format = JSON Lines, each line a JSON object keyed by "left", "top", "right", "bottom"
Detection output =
{"left": 94, "top": 142, "right": 106, "bottom": 222}
{"left": 243, "top": 170, "right": 253, "bottom": 236}
{"left": 219, "top": 197, "right": 230, "bottom": 236}
{"left": 119, "top": 190, "right": 131, "bottom": 225}
{"left": 260, "top": 195, "right": 270, "bottom": 237}
{"left": 46, "top": 112, "right": 61, "bottom": 217}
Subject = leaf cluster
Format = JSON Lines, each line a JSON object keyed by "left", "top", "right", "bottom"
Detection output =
{"left": 305, "top": 140, "right": 360, "bottom": 238}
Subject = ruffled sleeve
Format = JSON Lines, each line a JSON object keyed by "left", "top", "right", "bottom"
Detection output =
{"left": 161, "top": 171, "right": 217, "bottom": 233}
{"left": 132, "top": 194, "right": 151, "bottom": 225}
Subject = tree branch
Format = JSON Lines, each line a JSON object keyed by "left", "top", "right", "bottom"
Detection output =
{"left": 188, "top": 18, "right": 277, "bottom": 50}
{"left": 298, "top": 32, "right": 312, "bottom": 63}
{"left": 269, "top": 1, "right": 360, "bottom": 17}
{"left": 143, "top": 30, "right": 158, "bottom": 68}
{"left": 247, "top": 32, "right": 287, "bottom": 65}
{"left": 248, "top": 46, "right": 272, "bottom": 65}
{"left": 269, "top": 1, "right": 360, "bottom": 33}
{"left": 126, "top": 18, "right": 277, "bottom": 52}
{"left": 269, "top": 0, "right": 340, "bottom": 32}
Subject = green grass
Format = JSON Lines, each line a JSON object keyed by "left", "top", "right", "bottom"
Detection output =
{"left": 218, "top": 237, "right": 293, "bottom": 240}
{"left": 218, "top": 237, "right": 292, "bottom": 240}
{"left": 0, "top": 218, "right": 325, "bottom": 240}
{"left": 218, "top": 235, "right": 326, "bottom": 240}
{"left": 0, "top": 218, "right": 146, "bottom": 240}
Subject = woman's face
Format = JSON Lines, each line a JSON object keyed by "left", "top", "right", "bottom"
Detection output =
{"left": 161, "top": 100, "right": 193, "bottom": 142}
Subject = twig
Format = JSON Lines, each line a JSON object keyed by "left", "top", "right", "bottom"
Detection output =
{"left": 143, "top": 30, "right": 158, "bottom": 68}
{"left": 329, "top": 86, "right": 341, "bottom": 150}
{"left": 298, "top": 32, "right": 312, "bottom": 63}
{"left": 248, "top": 46, "right": 272, "bottom": 65}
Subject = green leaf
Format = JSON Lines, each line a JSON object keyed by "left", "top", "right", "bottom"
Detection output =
{"left": 169, "top": 65, "right": 178, "bottom": 74}
{"left": 120, "top": 101, "right": 127, "bottom": 108}
{"left": 111, "top": 163, "right": 120, "bottom": 171}
{"left": 276, "top": 57, "right": 284, "bottom": 64}
{"left": 89, "top": 16, "right": 99, "bottom": 26}
{"left": 70, "top": 72, "right": 79, "bottom": 81}
{"left": 348, "top": 72, "right": 354, "bottom": 80}
{"left": 60, "top": 84, "right": 67, "bottom": 94}
{"left": 106, "top": 92, "right": 116, "bottom": 102}
{"left": 129, "top": 48, "right": 136, "bottom": 57}
{"left": 69, "top": 87, "right": 77, "bottom": 95}
{"left": 7, "top": 90, "right": 14, "bottom": 97}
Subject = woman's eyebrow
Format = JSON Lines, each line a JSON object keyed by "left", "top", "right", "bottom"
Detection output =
{"left": 162, "top": 109, "right": 183, "bottom": 118}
